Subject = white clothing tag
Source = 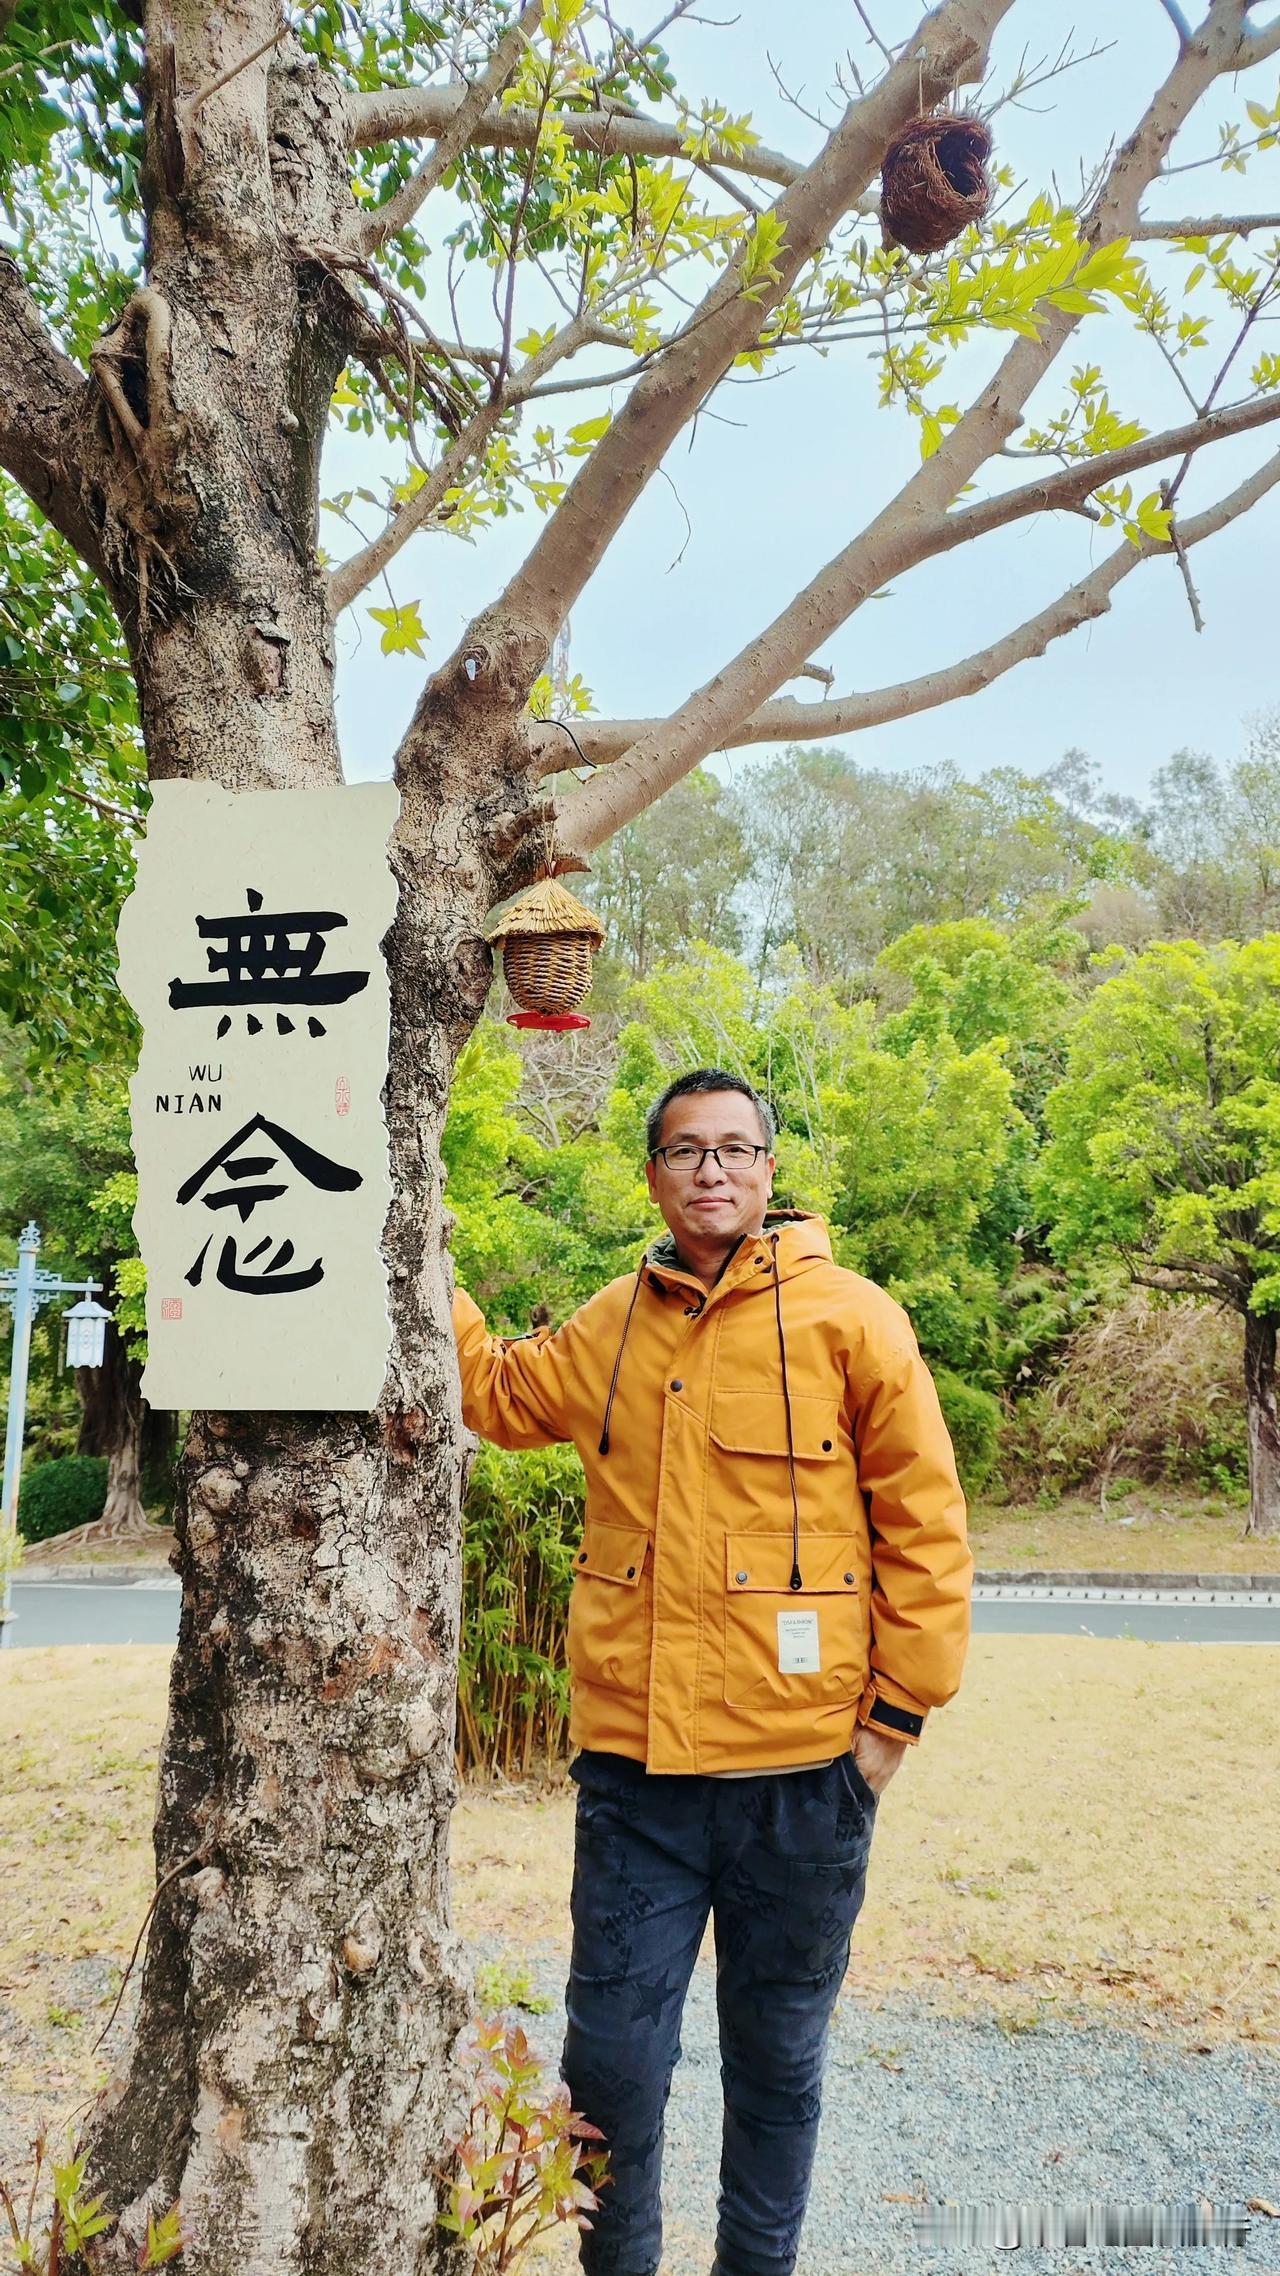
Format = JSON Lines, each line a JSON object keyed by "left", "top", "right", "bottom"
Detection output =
{"left": 777, "top": 1608, "right": 821, "bottom": 1674}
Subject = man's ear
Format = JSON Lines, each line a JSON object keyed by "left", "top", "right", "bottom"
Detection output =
{"left": 644, "top": 1158, "right": 658, "bottom": 1204}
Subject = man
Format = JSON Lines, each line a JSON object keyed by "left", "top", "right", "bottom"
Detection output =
{"left": 452, "top": 1067, "right": 971, "bottom": 2276}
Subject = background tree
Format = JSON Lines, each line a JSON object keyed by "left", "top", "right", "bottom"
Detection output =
{"left": 0, "top": 1030, "right": 156, "bottom": 1533}
{"left": 729, "top": 748, "right": 1141, "bottom": 980}
{"left": 583, "top": 768, "right": 745, "bottom": 980}
{"left": 4, "top": 0, "right": 1280, "bottom": 2265}
{"left": 1036, "top": 938, "right": 1280, "bottom": 1537}
{"left": 1141, "top": 714, "right": 1280, "bottom": 937}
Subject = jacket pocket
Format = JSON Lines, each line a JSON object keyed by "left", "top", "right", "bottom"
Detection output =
{"left": 723, "top": 1531, "right": 862, "bottom": 1709}
{"left": 708, "top": 1390, "right": 848, "bottom": 1532}
{"left": 708, "top": 1389, "right": 844, "bottom": 1460}
{"left": 567, "top": 1520, "right": 652, "bottom": 1697}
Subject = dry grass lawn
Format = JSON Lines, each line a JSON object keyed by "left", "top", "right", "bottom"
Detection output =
{"left": 969, "top": 1487, "right": 1280, "bottom": 1571}
{"left": 19, "top": 1488, "right": 1280, "bottom": 1580}
{"left": 3, "top": 1637, "right": 1279, "bottom": 2174}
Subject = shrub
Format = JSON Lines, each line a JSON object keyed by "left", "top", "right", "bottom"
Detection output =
{"left": 933, "top": 1369, "right": 1002, "bottom": 1496}
{"left": 440, "top": 2016, "right": 608, "bottom": 2270}
{"left": 459, "top": 1441, "right": 583, "bottom": 1779}
{"left": 1000, "top": 1289, "right": 1247, "bottom": 1499}
{"left": 18, "top": 1455, "right": 108, "bottom": 1544}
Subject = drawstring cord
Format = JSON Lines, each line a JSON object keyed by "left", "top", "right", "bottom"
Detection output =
{"left": 598, "top": 1262, "right": 645, "bottom": 1455}
{"left": 771, "top": 1234, "right": 803, "bottom": 1591}
{"left": 600, "top": 1237, "right": 803, "bottom": 1601}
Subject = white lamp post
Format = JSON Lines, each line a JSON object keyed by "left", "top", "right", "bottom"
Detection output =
{"left": 1, "top": 1222, "right": 113, "bottom": 1643}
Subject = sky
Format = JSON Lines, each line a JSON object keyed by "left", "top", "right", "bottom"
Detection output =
{"left": 328, "top": 0, "right": 1280, "bottom": 810}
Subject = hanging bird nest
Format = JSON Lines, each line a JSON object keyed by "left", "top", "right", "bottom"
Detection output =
{"left": 880, "top": 112, "right": 993, "bottom": 257}
{"left": 486, "top": 878, "right": 606, "bottom": 1026}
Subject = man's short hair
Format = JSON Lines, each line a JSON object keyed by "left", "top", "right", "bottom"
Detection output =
{"left": 645, "top": 1068, "right": 776, "bottom": 1157}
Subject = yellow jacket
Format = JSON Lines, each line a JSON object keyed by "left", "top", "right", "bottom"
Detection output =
{"left": 452, "top": 1210, "right": 971, "bottom": 1774}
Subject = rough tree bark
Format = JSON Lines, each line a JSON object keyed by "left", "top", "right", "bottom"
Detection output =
{"left": 1243, "top": 1311, "right": 1280, "bottom": 1539}
{"left": 43, "top": 10, "right": 507, "bottom": 2267}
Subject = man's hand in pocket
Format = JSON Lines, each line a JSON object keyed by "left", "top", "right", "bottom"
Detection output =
{"left": 850, "top": 1726, "right": 909, "bottom": 1796}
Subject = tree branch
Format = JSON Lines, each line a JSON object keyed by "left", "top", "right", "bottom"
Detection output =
{"left": 444, "top": 0, "right": 1012, "bottom": 672}
{"left": 554, "top": 387, "right": 1280, "bottom": 856}
{"left": 327, "top": 409, "right": 500, "bottom": 618}
{"left": 0, "top": 250, "right": 103, "bottom": 571}
{"left": 355, "top": 0, "right": 544, "bottom": 255}
{"left": 1129, "top": 209, "right": 1280, "bottom": 238}
{"left": 536, "top": 444, "right": 1280, "bottom": 770}
{"left": 943, "top": 388, "right": 1280, "bottom": 544}
{"left": 346, "top": 83, "right": 805, "bottom": 189}
{"left": 327, "top": 311, "right": 614, "bottom": 616}
{"left": 1236, "top": 14, "right": 1280, "bottom": 67}
{"left": 551, "top": 5, "right": 1280, "bottom": 856}
{"left": 1155, "top": 0, "right": 1194, "bottom": 47}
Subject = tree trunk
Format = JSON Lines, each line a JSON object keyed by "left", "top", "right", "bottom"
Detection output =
{"left": 76, "top": 1325, "right": 148, "bottom": 1536}
{"left": 72, "top": 17, "right": 532, "bottom": 2269}
{"left": 84, "top": 721, "right": 496, "bottom": 2274}
{"left": 1243, "top": 1310, "right": 1280, "bottom": 1539}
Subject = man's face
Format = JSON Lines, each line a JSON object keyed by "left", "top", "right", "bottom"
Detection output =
{"left": 645, "top": 1090, "right": 775, "bottom": 1256}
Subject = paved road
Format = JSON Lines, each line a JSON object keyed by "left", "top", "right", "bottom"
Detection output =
{"left": 2, "top": 1577, "right": 182, "bottom": 1649}
{"left": 4, "top": 1577, "right": 1280, "bottom": 1650}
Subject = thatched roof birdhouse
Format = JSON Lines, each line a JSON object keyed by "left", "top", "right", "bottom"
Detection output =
{"left": 880, "top": 113, "right": 993, "bottom": 256}
{"left": 486, "top": 878, "right": 606, "bottom": 1030}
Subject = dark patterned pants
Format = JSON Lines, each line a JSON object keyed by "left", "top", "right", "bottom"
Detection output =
{"left": 562, "top": 1746, "right": 878, "bottom": 2276}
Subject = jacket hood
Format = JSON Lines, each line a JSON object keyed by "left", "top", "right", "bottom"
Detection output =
{"left": 644, "top": 1207, "right": 833, "bottom": 1284}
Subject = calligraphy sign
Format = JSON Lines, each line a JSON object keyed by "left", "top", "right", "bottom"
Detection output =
{"left": 116, "top": 782, "right": 400, "bottom": 1410}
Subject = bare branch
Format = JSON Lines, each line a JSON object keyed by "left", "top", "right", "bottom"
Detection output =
{"left": 453, "top": 0, "right": 1014, "bottom": 664}
{"left": 516, "top": 0, "right": 1260, "bottom": 856}
{"left": 553, "top": 384, "right": 1280, "bottom": 856}
{"left": 61, "top": 781, "right": 140, "bottom": 827}
{"left": 1155, "top": 0, "right": 1193, "bottom": 48}
{"left": 356, "top": 0, "right": 544, "bottom": 255}
{"left": 185, "top": 16, "right": 287, "bottom": 121}
{"left": 327, "top": 312, "right": 610, "bottom": 616}
{"left": 347, "top": 83, "right": 805, "bottom": 188}
{"left": 535, "top": 445, "right": 1280, "bottom": 771}
{"left": 1236, "top": 14, "right": 1280, "bottom": 68}
{"left": 943, "top": 388, "right": 1280, "bottom": 545}
{"left": 1129, "top": 209, "right": 1280, "bottom": 239}
{"left": 0, "top": 249, "right": 103, "bottom": 570}
{"left": 1161, "top": 479, "right": 1205, "bottom": 629}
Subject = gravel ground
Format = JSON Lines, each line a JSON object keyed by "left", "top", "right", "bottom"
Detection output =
{"left": 483, "top": 1942, "right": 1280, "bottom": 2276}
{"left": 6, "top": 1949, "right": 1277, "bottom": 2272}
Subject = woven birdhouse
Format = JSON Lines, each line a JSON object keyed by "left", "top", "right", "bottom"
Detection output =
{"left": 486, "top": 878, "right": 606, "bottom": 1031}
{"left": 880, "top": 112, "right": 993, "bottom": 256}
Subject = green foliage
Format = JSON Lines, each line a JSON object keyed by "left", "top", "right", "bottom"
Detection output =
{"left": 17, "top": 1453, "right": 108, "bottom": 1542}
{"left": 458, "top": 1439, "right": 583, "bottom": 1777}
{"left": 0, "top": 484, "right": 145, "bottom": 1064}
{"left": 933, "top": 1369, "right": 1003, "bottom": 1495}
{"left": 474, "top": 1956, "right": 553, "bottom": 2015}
{"left": 582, "top": 770, "right": 746, "bottom": 983}
{"left": 441, "top": 2016, "right": 608, "bottom": 2270}
{"left": 1036, "top": 937, "right": 1280, "bottom": 1317}
{"left": 730, "top": 748, "right": 1139, "bottom": 984}
{"left": 444, "top": 1025, "right": 646, "bottom": 1328}
{"left": 0, "top": 1037, "right": 135, "bottom": 1289}
{"left": 0, "top": 2133, "right": 182, "bottom": 2272}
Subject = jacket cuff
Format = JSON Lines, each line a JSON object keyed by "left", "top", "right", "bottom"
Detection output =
{"left": 856, "top": 1674, "right": 928, "bottom": 1745}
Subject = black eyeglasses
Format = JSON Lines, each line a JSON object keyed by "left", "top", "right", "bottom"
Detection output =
{"left": 650, "top": 1143, "right": 769, "bottom": 1174}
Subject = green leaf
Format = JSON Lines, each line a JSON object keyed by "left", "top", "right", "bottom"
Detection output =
{"left": 564, "top": 412, "right": 612, "bottom": 453}
{"left": 368, "top": 600, "right": 429, "bottom": 657}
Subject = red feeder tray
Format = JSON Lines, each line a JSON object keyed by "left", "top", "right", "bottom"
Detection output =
{"left": 506, "top": 1011, "right": 591, "bottom": 1031}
